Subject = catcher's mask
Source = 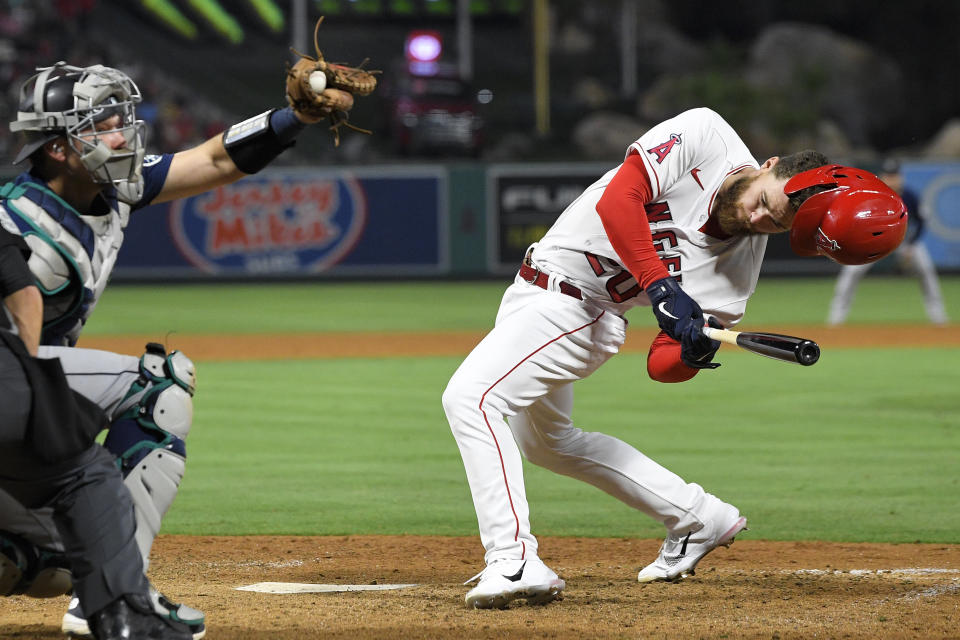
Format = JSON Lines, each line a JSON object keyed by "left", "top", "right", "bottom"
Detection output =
{"left": 10, "top": 61, "right": 146, "bottom": 198}
{"left": 786, "top": 164, "right": 907, "bottom": 266}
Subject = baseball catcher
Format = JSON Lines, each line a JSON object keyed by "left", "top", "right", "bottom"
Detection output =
{"left": 0, "top": 37, "right": 374, "bottom": 637}
{"left": 285, "top": 16, "right": 379, "bottom": 145}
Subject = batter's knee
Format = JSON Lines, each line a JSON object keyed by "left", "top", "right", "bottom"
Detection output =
{"left": 514, "top": 424, "right": 582, "bottom": 470}
{"left": 441, "top": 372, "right": 484, "bottom": 429}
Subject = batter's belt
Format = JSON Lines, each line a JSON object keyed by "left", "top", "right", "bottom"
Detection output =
{"left": 519, "top": 253, "right": 583, "bottom": 300}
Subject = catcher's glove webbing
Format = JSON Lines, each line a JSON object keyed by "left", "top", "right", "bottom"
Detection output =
{"left": 286, "top": 16, "right": 379, "bottom": 146}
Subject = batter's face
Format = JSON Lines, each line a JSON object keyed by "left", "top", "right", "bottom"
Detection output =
{"left": 715, "top": 157, "right": 793, "bottom": 236}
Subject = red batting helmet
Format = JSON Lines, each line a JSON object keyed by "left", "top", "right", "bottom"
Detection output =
{"left": 786, "top": 165, "right": 907, "bottom": 265}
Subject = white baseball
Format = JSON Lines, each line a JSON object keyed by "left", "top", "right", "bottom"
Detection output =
{"left": 309, "top": 71, "right": 327, "bottom": 93}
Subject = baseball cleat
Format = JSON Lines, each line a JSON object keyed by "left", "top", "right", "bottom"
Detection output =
{"left": 638, "top": 501, "right": 747, "bottom": 583}
{"left": 464, "top": 557, "right": 565, "bottom": 609}
{"left": 62, "top": 588, "right": 206, "bottom": 639}
{"left": 60, "top": 597, "right": 88, "bottom": 637}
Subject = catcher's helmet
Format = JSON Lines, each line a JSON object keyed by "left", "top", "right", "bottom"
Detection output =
{"left": 10, "top": 61, "right": 145, "bottom": 200}
{"left": 786, "top": 164, "right": 907, "bottom": 266}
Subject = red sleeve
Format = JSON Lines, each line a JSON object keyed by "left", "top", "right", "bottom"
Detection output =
{"left": 647, "top": 330, "right": 700, "bottom": 383}
{"left": 595, "top": 153, "right": 671, "bottom": 289}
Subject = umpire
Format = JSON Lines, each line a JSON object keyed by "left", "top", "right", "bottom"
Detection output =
{"left": 0, "top": 225, "right": 188, "bottom": 639}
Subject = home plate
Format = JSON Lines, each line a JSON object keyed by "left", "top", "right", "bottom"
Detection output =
{"left": 237, "top": 582, "right": 418, "bottom": 594}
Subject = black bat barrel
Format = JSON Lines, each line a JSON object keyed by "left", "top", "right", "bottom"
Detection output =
{"left": 736, "top": 332, "right": 821, "bottom": 366}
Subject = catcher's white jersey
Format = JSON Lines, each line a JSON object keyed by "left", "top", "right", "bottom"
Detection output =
{"left": 531, "top": 107, "right": 765, "bottom": 326}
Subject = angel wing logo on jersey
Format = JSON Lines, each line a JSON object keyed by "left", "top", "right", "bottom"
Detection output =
{"left": 646, "top": 133, "right": 682, "bottom": 164}
{"left": 169, "top": 174, "right": 367, "bottom": 274}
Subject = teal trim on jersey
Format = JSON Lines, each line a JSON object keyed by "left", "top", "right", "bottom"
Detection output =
{"left": 0, "top": 202, "right": 87, "bottom": 331}
{"left": 0, "top": 209, "right": 82, "bottom": 299}
{"left": 3, "top": 180, "right": 89, "bottom": 222}
{"left": 0, "top": 182, "right": 27, "bottom": 201}
{"left": 16, "top": 181, "right": 83, "bottom": 214}
{"left": 0, "top": 181, "right": 99, "bottom": 343}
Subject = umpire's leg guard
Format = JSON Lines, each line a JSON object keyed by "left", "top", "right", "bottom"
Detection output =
{"left": 105, "top": 343, "right": 196, "bottom": 569}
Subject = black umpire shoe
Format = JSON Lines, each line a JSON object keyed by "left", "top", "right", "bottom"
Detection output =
{"left": 63, "top": 588, "right": 206, "bottom": 638}
{"left": 87, "top": 593, "right": 192, "bottom": 640}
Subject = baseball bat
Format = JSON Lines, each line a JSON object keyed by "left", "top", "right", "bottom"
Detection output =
{"left": 702, "top": 327, "right": 820, "bottom": 366}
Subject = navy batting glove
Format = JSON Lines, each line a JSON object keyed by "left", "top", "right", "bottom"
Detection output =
{"left": 680, "top": 316, "right": 723, "bottom": 370}
{"left": 645, "top": 276, "right": 704, "bottom": 342}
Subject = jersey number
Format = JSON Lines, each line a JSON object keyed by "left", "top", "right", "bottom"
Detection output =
{"left": 584, "top": 252, "right": 642, "bottom": 303}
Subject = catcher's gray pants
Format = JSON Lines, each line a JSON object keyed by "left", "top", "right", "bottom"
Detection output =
{"left": 0, "top": 343, "right": 149, "bottom": 616}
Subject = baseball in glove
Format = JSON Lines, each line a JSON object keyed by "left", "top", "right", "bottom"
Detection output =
{"left": 286, "top": 16, "right": 379, "bottom": 145}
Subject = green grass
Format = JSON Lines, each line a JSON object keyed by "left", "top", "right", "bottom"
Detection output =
{"left": 80, "top": 276, "right": 960, "bottom": 542}
{"left": 85, "top": 275, "right": 960, "bottom": 334}
{"left": 167, "top": 348, "right": 959, "bottom": 543}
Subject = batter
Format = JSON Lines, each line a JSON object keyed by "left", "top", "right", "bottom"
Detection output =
{"left": 443, "top": 107, "right": 908, "bottom": 609}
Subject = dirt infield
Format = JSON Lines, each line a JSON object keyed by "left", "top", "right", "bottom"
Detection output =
{"left": 4, "top": 536, "right": 959, "bottom": 639}
{"left": 4, "top": 325, "right": 958, "bottom": 638}
{"left": 75, "top": 323, "right": 958, "bottom": 361}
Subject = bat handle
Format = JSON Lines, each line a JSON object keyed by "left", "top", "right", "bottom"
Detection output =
{"left": 702, "top": 326, "right": 740, "bottom": 347}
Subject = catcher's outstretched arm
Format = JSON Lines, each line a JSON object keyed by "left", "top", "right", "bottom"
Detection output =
{"left": 155, "top": 105, "right": 306, "bottom": 204}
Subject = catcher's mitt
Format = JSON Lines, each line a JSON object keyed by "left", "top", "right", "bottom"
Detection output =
{"left": 286, "top": 16, "right": 379, "bottom": 145}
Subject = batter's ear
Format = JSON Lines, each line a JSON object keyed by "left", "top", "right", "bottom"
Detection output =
{"left": 761, "top": 156, "right": 780, "bottom": 170}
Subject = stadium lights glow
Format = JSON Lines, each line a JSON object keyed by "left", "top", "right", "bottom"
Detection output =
{"left": 406, "top": 31, "right": 442, "bottom": 63}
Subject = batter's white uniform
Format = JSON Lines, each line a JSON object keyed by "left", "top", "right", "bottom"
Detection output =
{"left": 442, "top": 108, "right": 765, "bottom": 564}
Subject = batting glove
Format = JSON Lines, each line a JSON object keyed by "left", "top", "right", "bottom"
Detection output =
{"left": 645, "top": 276, "right": 705, "bottom": 342}
{"left": 680, "top": 316, "right": 723, "bottom": 370}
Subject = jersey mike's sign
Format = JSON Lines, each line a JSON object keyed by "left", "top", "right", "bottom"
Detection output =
{"left": 115, "top": 167, "right": 445, "bottom": 279}
{"left": 170, "top": 175, "right": 366, "bottom": 273}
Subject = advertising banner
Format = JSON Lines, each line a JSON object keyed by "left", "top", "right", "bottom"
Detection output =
{"left": 115, "top": 166, "right": 447, "bottom": 279}
{"left": 487, "top": 163, "right": 610, "bottom": 274}
{"left": 905, "top": 163, "right": 960, "bottom": 269}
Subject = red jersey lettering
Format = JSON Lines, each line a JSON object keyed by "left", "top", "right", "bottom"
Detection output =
{"left": 644, "top": 202, "right": 672, "bottom": 223}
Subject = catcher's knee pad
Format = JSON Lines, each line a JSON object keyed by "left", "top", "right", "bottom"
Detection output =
{"left": 107, "top": 342, "right": 196, "bottom": 469}
{"left": 0, "top": 531, "right": 72, "bottom": 598}
{"left": 104, "top": 343, "right": 196, "bottom": 566}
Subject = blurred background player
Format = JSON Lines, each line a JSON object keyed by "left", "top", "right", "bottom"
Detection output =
{"left": 0, "top": 224, "right": 190, "bottom": 640}
{"left": 443, "top": 107, "right": 907, "bottom": 609}
{"left": 0, "top": 60, "right": 359, "bottom": 638}
{"left": 827, "top": 158, "right": 949, "bottom": 326}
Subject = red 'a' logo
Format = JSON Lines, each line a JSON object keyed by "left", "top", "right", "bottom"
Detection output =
{"left": 646, "top": 133, "right": 682, "bottom": 164}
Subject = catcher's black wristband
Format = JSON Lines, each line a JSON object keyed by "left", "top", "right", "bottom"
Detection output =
{"left": 222, "top": 107, "right": 306, "bottom": 174}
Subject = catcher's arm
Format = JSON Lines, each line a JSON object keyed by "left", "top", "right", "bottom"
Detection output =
{"left": 286, "top": 16, "right": 379, "bottom": 145}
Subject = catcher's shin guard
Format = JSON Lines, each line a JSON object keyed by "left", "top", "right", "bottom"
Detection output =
{"left": 104, "top": 343, "right": 196, "bottom": 568}
{"left": 0, "top": 530, "right": 72, "bottom": 598}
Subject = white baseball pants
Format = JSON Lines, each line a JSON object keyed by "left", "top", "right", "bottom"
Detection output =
{"left": 443, "top": 279, "right": 714, "bottom": 565}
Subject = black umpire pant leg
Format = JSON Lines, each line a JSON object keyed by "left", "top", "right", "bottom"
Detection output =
{"left": 0, "top": 347, "right": 149, "bottom": 616}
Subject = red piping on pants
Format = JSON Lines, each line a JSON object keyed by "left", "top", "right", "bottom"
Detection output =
{"left": 477, "top": 310, "right": 606, "bottom": 560}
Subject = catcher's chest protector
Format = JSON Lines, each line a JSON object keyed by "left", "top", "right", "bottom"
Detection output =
{"left": 0, "top": 176, "right": 128, "bottom": 346}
